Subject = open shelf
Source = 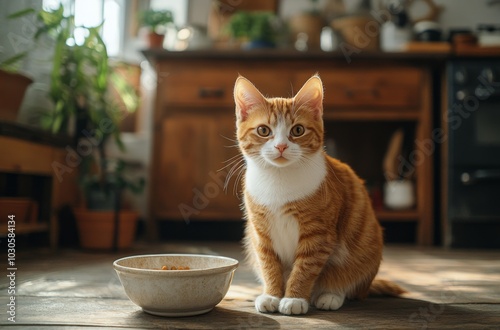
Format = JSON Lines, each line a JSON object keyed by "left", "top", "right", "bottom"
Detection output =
{"left": 376, "top": 209, "right": 419, "bottom": 222}
{"left": 1, "top": 222, "right": 48, "bottom": 235}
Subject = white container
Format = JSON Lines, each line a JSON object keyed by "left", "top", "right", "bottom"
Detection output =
{"left": 321, "top": 26, "right": 340, "bottom": 51}
{"left": 114, "top": 254, "right": 238, "bottom": 317}
{"left": 478, "top": 32, "right": 500, "bottom": 47}
{"left": 381, "top": 21, "right": 412, "bottom": 52}
{"left": 384, "top": 180, "right": 415, "bottom": 210}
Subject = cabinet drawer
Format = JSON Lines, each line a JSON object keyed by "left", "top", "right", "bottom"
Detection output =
{"left": 159, "top": 66, "right": 291, "bottom": 108}
{"left": 295, "top": 67, "right": 423, "bottom": 109}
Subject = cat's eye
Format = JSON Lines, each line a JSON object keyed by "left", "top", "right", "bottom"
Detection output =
{"left": 290, "top": 125, "right": 305, "bottom": 137}
{"left": 256, "top": 126, "right": 271, "bottom": 137}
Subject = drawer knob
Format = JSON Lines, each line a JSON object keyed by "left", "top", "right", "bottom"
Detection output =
{"left": 199, "top": 88, "right": 225, "bottom": 98}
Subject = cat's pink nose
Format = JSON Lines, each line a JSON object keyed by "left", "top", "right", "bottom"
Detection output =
{"left": 275, "top": 144, "right": 288, "bottom": 154}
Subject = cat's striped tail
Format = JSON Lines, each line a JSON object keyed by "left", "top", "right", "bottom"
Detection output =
{"left": 369, "top": 278, "right": 407, "bottom": 296}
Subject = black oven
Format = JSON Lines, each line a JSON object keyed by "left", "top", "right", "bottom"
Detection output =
{"left": 445, "top": 59, "right": 500, "bottom": 248}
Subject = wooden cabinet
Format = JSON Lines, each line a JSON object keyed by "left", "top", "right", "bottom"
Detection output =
{"left": 158, "top": 66, "right": 291, "bottom": 108}
{"left": 296, "top": 67, "right": 423, "bottom": 109}
{"left": 0, "top": 123, "right": 78, "bottom": 249}
{"left": 156, "top": 114, "right": 241, "bottom": 220}
{"left": 146, "top": 51, "right": 436, "bottom": 245}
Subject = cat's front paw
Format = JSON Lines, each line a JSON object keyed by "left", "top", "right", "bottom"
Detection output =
{"left": 279, "top": 297, "right": 309, "bottom": 315}
{"left": 314, "top": 293, "right": 345, "bottom": 310}
{"left": 255, "top": 294, "right": 281, "bottom": 313}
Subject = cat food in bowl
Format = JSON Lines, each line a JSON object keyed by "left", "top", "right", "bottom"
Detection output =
{"left": 113, "top": 254, "right": 239, "bottom": 317}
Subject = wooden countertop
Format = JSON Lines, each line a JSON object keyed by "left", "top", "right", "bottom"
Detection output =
{"left": 142, "top": 48, "right": 451, "bottom": 63}
{"left": 0, "top": 120, "right": 72, "bottom": 148}
{"left": 142, "top": 47, "right": 500, "bottom": 65}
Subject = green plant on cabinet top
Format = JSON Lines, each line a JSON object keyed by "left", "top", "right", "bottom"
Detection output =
{"left": 139, "top": 9, "right": 174, "bottom": 33}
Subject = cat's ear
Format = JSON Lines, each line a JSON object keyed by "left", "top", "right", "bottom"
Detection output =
{"left": 234, "top": 76, "right": 266, "bottom": 122}
{"left": 294, "top": 75, "right": 323, "bottom": 119}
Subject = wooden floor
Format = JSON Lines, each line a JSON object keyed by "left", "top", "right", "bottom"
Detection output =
{"left": 1, "top": 242, "right": 499, "bottom": 329}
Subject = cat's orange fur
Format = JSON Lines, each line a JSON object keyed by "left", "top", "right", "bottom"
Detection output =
{"left": 234, "top": 74, "right": 405, "bottom": 315}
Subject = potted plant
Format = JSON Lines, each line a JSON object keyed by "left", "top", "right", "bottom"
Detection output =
{"left": 0, "top": 51, "right": 33, "bottom": 122}
{"left": 7, "top": 5, "right": 139, "bottom": 136}
{"left": 75, "top": 159, "right": 144, "bottom": 250}
{"left": 8, "top": 5, "right": 143, "bottom": 250}
{"left": 139, "top": 9, "right": 174, "bottom": 48}
{"left": 226, "top": 11, "right": 278, "bottom": 49}
{"left": 0, "top": 69, "right": 33, "bottom": 122}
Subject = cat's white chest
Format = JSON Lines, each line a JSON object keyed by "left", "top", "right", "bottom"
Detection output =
{"left": 244, "top": 151, "right": 326, "bottom": 269}
{"left": 244, "top": 151, "right": 327, "bottom": 209}
{"left": 268, "top": 211, "right": 299, "bottom": 268}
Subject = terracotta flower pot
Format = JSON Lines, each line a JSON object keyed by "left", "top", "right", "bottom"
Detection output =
{"left": 147, "top": 32, "right": 165, "bottom": 48}
{"left": 0, "top": 198, "right": 38, "bottom": 224}
{"left": 0, "top": 70, "right": 33, "bottom": 122}
{"left": 74, "top": 208, "right": 138, "bottom": 250}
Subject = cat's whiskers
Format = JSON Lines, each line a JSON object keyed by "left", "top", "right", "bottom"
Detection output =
{"left": 254, "top": 155, "right": 269, "bottom": 169}
{"left": 219, "top": 134, "right": 239, "bottom": 144}
{"left": 224, "top": 144, "right": 240, "bottom": 149}
{"left": 219, "top": 154, "right": 244, "bottom": 172}
{"left": 222, "top": 152, "right": 244, "bottom": 164}
{"left": 223, "top": 157, "right": 246, "bottom": 190}
{"left": 232, "top": 163, "right": 247, "bottom": 197}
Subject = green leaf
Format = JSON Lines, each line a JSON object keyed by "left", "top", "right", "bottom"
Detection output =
{"left": 38, "top": 5, "right": 64, "bottom": 26}
{"left": 114, "top": 130, "right": 125, "bottom": 152}
{"left": 109, "top": 71, "right": 139, "bottom": 113}
{"left": 139, "top": 9, "right": 173, "bottom": 29}
{"left": 39, "top": 112, "right": 53, "bottom": 130}
{"left": 49, "top": 29, "right": 67, "bottom": 96}
{"left": 34, "top": 23, "right": 56, "bottom": 40}
{"left": 7, "top": 8, "right": 36, "bottom": 19}
{"left": 51, "top": 112, "right": 64, "bottom": 133}
{"left": 0, "top": 52, "right": 27, "bottom": 70}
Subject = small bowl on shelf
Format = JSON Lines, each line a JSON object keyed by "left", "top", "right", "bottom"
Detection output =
{"left": 113, "top": 254, "right": 239, "bottom": 317}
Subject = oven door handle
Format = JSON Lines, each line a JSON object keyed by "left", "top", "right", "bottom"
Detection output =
{"left": 461, "top": 169, "right": 500, "bottom": 185}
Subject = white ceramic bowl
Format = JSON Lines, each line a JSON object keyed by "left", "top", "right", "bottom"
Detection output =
{"left": 113, "top": 254, "right": 239, "bottom": 317}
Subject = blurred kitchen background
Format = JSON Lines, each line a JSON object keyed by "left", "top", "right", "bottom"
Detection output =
{"left": 1, "top": 0, "right": 499, "bottom": 250}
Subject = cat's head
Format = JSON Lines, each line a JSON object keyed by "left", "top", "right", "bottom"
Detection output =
{"left": 234, "top": 75, "right": 324, "bottom": 168}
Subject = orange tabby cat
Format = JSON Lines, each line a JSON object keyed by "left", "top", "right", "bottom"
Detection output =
{"left": 233, "top": 74, "right": 405, "bottom": 315}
